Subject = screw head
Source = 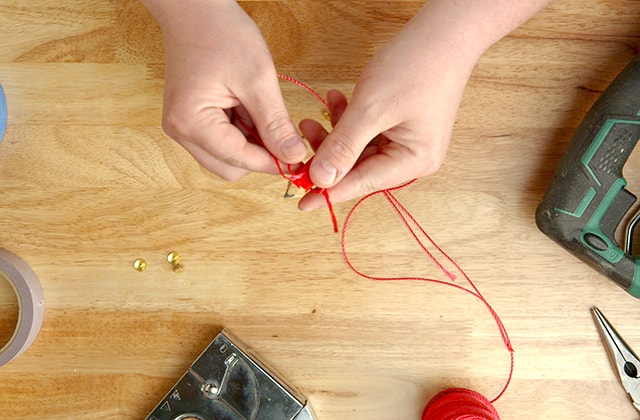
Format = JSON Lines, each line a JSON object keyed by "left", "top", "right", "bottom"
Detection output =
{"left": 133, "top": 259, "right": 147, "bottom": 272}
{"left": 201, "top": 381, "right": 219, "bottom": 399}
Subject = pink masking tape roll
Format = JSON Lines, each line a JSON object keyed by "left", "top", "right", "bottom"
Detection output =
{"left": 0, "top": 249, "right": 44, "bottom": 367}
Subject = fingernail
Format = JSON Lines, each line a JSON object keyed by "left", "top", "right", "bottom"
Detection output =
{"left": 298, "top": 202, "right": 314, "bottom": 212}
{"left": 312, "top": 159, "right": 337, "bottom": 186}
{"left": 298, "top": 197, "right": 323, "bottom": 212}
{"left": 280, "top": 137, "right": 306, "bottom": 161}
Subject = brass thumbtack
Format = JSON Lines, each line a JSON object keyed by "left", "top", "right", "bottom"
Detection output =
{"left": 167, "top": 251, "right": 184, "bottom": 273}
{"left": 133, "top": 258, "right": 147, "bottom": 272}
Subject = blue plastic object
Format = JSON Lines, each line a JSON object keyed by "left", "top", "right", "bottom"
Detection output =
{"left": 0, "top": 84, "right": 6, "bottom": 143}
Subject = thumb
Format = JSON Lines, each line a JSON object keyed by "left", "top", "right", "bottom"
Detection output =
{"left": 241, "top": 74, "right": 307, "bottom": 163}
{"left": 310, "top": 101, "right": 384, "bottom": 188}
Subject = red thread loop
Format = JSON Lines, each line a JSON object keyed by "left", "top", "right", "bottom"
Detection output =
{"left": 234, "top": 74, "right": 338, "bottom": 232}
{"left": 422, "top": 388, "right": 500, "bottom": 420}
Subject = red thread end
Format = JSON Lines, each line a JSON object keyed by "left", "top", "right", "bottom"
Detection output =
{"left": 290, "top": 159, "right": 315, "bottom": 192}
{"left": 290, "top": 158, "right": 339, "bottom": 233}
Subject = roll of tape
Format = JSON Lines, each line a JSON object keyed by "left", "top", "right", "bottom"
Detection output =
{"left": 0, "top": 249, "right": 44, "bottom": 367}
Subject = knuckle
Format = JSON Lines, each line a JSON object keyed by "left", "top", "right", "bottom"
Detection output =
{"left": 360, "top": 180, "right": 381, "bottom": 196}
{"left": 161, "top": 103, "right": 195, "bottom": 141}
{"left": 414, "top": 146, "right": 446, "bottom": 177}
{"left": 207, "top": 159, "right": 248, "bottom": 182}
{"left": 325, "top": 130, "right": 361, "bottom": 165}
{"left": 418, "top": 161, "right": 442, "bottom": 178}
{"left": 263, "top": 110, "right": 294, "bottom": 140}
{"left": 252, "top": 62, "right": 277, "bottom": 82}
{"left": 220, "top": 154, "right": 245, "bottom": 171}
{"left": 350, "top": 166, "right": 383, "bottom": 197}
{"left": 195, "top": 148, "right": 249, "bottom": 182}
{"left": 218, "top": 169, "right": 246, "bottom": 182}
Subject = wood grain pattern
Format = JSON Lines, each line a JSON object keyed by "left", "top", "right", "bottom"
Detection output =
{"left": 1, "top": 1, "right": 640, "bottom": 418}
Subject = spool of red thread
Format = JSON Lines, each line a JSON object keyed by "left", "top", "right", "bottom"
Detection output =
{"left": 422, "top": 388, "right": 500, "bottom": 420}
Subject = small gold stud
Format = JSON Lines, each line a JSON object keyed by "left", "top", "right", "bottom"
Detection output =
{"left": 133, "top": 258, "right": 147, "bottom": 272}
{"left": 167, "top": 252, "right": 180, "bottom": 265}
{"left": 167, "top": 251, "right": 184, "bottom": 273}
{"left": 322, "top": 110, "right": 331, "bottom": 121}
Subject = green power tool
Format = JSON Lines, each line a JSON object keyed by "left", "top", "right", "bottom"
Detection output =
{"left": 536, "top": 55, "right": 640, "bottom": 298}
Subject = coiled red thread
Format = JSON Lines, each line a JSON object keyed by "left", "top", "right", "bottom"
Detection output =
{"left": 422, "top": 388, "right": 500, "bottom": 420}
{"left": 260, "top": 75, "right": 513, "bottom": 419}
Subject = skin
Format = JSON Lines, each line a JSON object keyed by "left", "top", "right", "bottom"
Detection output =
{"left": 142, "top": 0, "right": 307, "bottom": 181}
{"left": 142, "top": 0, "right": 552, "bottom": 210}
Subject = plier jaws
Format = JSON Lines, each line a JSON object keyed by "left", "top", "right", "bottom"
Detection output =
{"left": 592, "top": 306, "right": 640, "bottom": 412}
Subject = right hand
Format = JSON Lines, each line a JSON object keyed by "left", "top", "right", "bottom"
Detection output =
{"left": 298, "top": 0, "right": 551, "bottom": 210}
{"left": 143, "top": 0, "right": 307, "bottom": 181}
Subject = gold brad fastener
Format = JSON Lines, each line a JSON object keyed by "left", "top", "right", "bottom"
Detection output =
{"left": 133, "top": 258, "right": 147, "bottom": 272}
{"left": 167, "top": 252, "right": 184, "bottom": 273}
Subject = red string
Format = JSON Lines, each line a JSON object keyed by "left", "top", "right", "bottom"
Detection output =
{"left": 277, "top": 73, "right": 329, "bottom": 108}
{"left": 255, "top": 74, "right": 513, "bottom": 418}
{"left": 232, "top": 74, "right": 338, "bottom": 232}
{"left": 342, "top": 184, "right": 514, "bottom": 419}
{"left": 287, "top": 157, "right": 338, "bottom": 232}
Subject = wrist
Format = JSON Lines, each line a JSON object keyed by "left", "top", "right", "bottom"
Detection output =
{"left": 408, "top": 0, "right": 550, "bottom": 66}
{"left": 142, "top": 0, "right": 238, "bottom": 31}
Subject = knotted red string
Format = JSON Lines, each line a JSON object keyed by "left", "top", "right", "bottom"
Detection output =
{"left": 285, "top": 157, "right": 338, "bottom": 232}
{"left": 232, "top": 74, "right": 338, "bottom": 232}
{"left": 248, "top": 74, "right": 513, "bottom": 419}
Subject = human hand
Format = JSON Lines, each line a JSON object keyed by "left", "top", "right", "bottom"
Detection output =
{"left": 298, "top": 25, "right": 475, "bottom": 210}
{"left": 143, "top": 0, "right": 306, "bottom": 181}
{"left": 298, "top": 0, "right": 550, "bottom": 211}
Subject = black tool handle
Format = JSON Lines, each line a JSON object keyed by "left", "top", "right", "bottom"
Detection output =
{"left": 536, "top": 55, "right": 640, "bottom": 297}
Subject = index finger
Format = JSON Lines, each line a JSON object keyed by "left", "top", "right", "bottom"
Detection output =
{"left": 180, "top": 108, "right": 284, "bottom": 177}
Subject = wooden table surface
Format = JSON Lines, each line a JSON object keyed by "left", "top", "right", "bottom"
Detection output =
{"left": 1, "top": 1, "right": 640, "bottom": 418}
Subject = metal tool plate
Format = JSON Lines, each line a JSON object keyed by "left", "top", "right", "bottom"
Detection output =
{"left": 147, "top": 329, "right": 315, "bottom": 420}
